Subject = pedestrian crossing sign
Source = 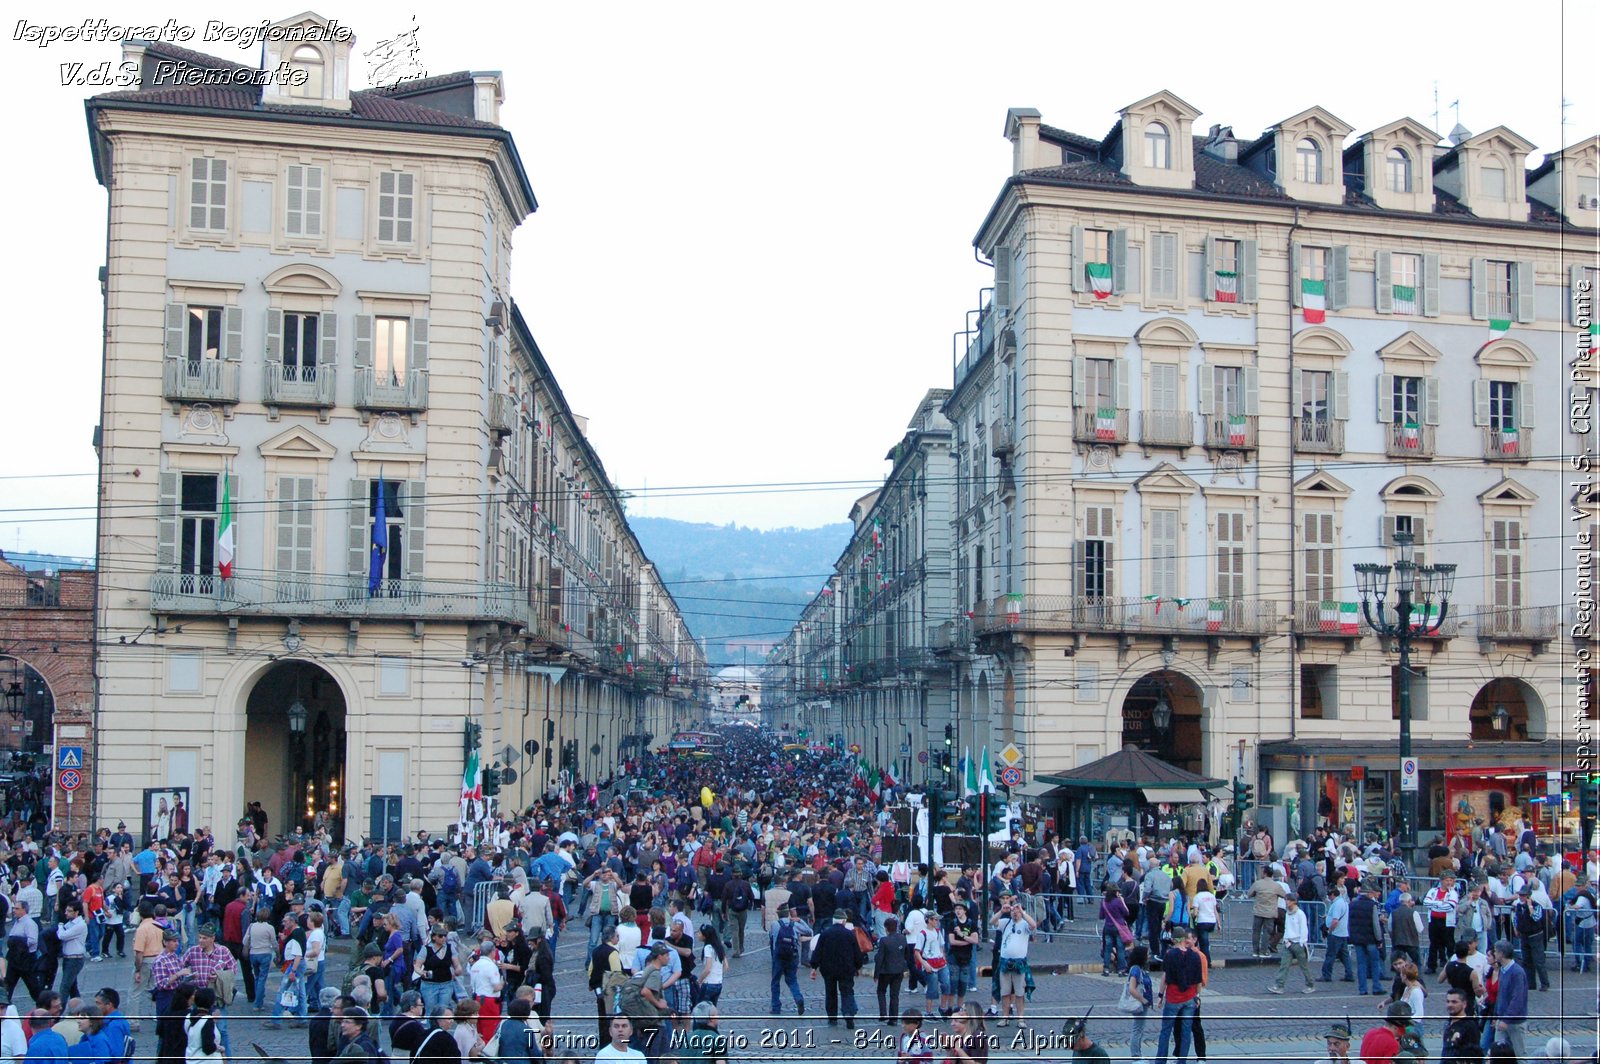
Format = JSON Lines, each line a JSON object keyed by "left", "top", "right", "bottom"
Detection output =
{"left": 57, "top": 746, "right": 83, "bottom": 770}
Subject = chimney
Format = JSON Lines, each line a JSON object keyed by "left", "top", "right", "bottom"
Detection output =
{"left": 472, "top": 73, "right": 505, "bottom": 125}
{"left": 1202, "top": 124, "right": 1237, "bottom": 162}
{"left": 1005, "top": 107, "right": 1045, "bottom": 175}
{"left": 121, "top": 41, "right": 147, "bottom": 89}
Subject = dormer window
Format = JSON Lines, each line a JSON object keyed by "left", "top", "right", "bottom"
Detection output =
{"left": 1296, "top": 138, "right": 1323, "bottom": 183}
{"left": 287, "top": 46, "right": 324, "bottom": 99}
{"left": 1145, "top": 122, "right": 1172, "bottom": 169}
{"left": 1482, "top": 164, "right": 1508, "bottom": 201}
{"left": 1387, "top": 147, "right": 1413, "bottom": 193}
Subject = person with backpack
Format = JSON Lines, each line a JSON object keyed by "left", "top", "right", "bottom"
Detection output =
{"left": 768, "top": 905, "right": 807, "bottom": 1018}
{"left": 589, "top": 925, "right": 626, "bottom": 1047}
{"left": 1511, "top": 884, "right": 1551, "bottom": 991}
{"left": 720, "top": 872, "right": 753, "bottom": 959}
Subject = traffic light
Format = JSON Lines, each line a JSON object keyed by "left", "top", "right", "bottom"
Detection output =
{"left": 545, "top": 719, "right": 556, "bottom": 741}
{"left": 463, "top": 720, "right": 482, "bottom": 760}
{"left": 983, "top": 794, "right": 1007, "bottom": 835}
{"left": 1233, "top": 776, "right": 1254, "bottom": 811}
{"left": 1577, "top": 774, "right": 1599, "bottom": 821}
{"left": 482, "top": 764, "right": 502, "bottom": 798}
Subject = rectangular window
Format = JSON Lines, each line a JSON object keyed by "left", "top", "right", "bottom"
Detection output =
{"left": 1392, "top": 376, "right": 1422, "bottom": 425}
{"left": 1300, "top": 245, "right": 1329, "bottom": 282}
{"left": 1487, "top": 261, "right": 1514, "bottom": 320}
{"left": 1149, "top": 363, "right": 1179, "bottom": 412}
{"left": 1084, "top": 228, "right": 1112, "bottom": 267}
{"left": 1302, "top": 512, "right": 1335, "bottom": 603}
{"left": 1212, "top": 238, "right": 1240, "bottom": 303}
{"left": 1149, "top": 232, "right": 1178, "bottom": 299}
{"left": 189, "top": 158, "right": 227, "bottom": 231}
{"left": 276, "top": 476, "right": 315, "bottom": 576}
{"left": 1083, "top": 358, "right": 1116, "bottom": 407}
{"left": 285, "top": 164, "right": 323, "bottom": 237}
{"left": 1481, "top": 165, "right": 1507, "bottom": 201}
{"left": 371, "top": 479, "right": 406, "bottom": 581}
{"left": 1148, "top": 508, "right": 1179, "bottom": 599}
{"left": 377, "top": 171, "right": 415, "bottom": 244}
{"left": 1488, "top": 380, "right": 1517, "bottom": 432}
{"left": 374, "top": 316, "right": 409, "bottom": 386}
{"left": 1300, "top": 663, "right": 1334, "bottom": 719}
{"left": 1215, "top": 511, "right": 1245, "bottom": 599}
{"left": 1300, "top": 369, "right": 1330, "bottom": 422}
{"left": 1082, "top": 505, "right": 1113, "bottom": 600}
{"left": 185, "top": 306, "right": 224, "bottom": 363}
{"left": 1213, "top": 365, "right": 1245, "bottom": 416}
{"left": 1491, "top": 518, "right": 1522, "bottom": 611}
{"left": 1392, "top": 253, "right": 1420, "bottom": 292}
{"left": 179, "top": 473, "right": 218, "bottom": 577}
{"left": 282, "top": 312, "right": 320, "bottom": 376}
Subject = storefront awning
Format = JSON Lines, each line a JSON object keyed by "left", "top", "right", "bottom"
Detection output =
{"left": 1140, "top": 787, "right": 1208, "bottom": 804}
{"left": 1011, "top": 779, "right": 1066, "bottom": 799}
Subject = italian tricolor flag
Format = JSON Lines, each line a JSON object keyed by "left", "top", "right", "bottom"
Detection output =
{"left": 1214, "top": 270, "right": 1238, "bottom": 303}
{"left": 1005, "top": 593, "right": 1023, "bottom": 624}
{"left": 1096, "top": 407, "right": 1118, "bottom": 440}
{"left": 1401, "top": 419, "right": 1421, "bottom": 449}
{"left": 1086, "top": 262, "right": 1113, "bottom": 299}
{"left": 1409, "top": 603, "right": 1441, "bottom": 632}
{"left": 1488, "top": 318, "right": 1511, "bottom": 340}
{"left": 216, "top": 472, "right": 235, "bottom": 579}
{"left": 1301, "top": 278, "right": 1326, "bottom": 323}
{"left": 461, "top": 746, "right": 482, "bottom": 804}
{"left": 1206, "top": 600, "right": 1225, "bottom": 632}
{"left": 1392, "top": 284, "right": 1417, "bottom": 315}
{"left": 1228, "top": 414, "right": 1248, "bottom": 446}
{"left": 1500, "top": 426, "right": 1520, "bottom": 454}
{"left": 1339, "top": 602, "right": 1360, "bottom": 636}
{"left": 1319, "top": 601, "right": 1340, "bottom": 632}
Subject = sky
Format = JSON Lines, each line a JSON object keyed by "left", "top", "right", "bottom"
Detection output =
{"left": 0, "top": 0, "right": 1593, "bottom": 561}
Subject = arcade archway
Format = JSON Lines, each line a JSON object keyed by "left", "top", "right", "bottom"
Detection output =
{"left": 1120, "top": 669, "right": 1205, "bottom": 775}
{"left": 243, "top": 660, "right": 347, "bottom": 842}
{"left": 1468, "top": 677, "right": 1545, "bottom": 741}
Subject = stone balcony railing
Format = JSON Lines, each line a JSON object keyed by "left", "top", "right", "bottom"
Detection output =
{"left": 163, "top": 357, "right": 239, "bottom": 405}
{"left": 973, "top": 594, "right": 1275, "bottom": 637}
{"left": 150, "top": 569, "right": 522, "bottom": 624}
{"left": 263, "top": 360, "right": 336, "bottom": 408}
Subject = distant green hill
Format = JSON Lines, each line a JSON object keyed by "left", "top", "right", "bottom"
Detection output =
{"left": 630, "top": 517, "right": 851, "bottom": 665}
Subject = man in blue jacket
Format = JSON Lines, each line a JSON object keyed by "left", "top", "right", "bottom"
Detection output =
{"left": 1490, "top": 940, "right": 1528, "bottom": 1060}
{"left": 92, "top": 988, "right": 131, "bottom": 1064}
{"left": 23, "top": 1008, "right": 68, "bottom": 1062}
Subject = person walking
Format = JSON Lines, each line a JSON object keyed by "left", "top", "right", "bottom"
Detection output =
{"left": 768, "top": 906, "right": 807, "bottom": 1018}
{"left": 1488, "top": 941, "right": 1527, "bottom": 1060}
{"left": 1153, "top": 926, "right": 1202, "bottom": 1064}
{"left": 809, "top": 909, "right": 865, "bottom": 1029}
{"left": 56, "top": 902, "right": 89, "bottom": 999}
{"left": 873, "top": 917, "right": 908, "bottom": 1025}
{"left": 1246, "top": 866, "right": 1286, "bottom": 957}
{"left": 1123, "top": 944, "right": 1153, "bottom": 1062}
{"left": 1267, "top": 895, "right": 1314, "bottom": 995}
{"left": 1138, "top": 859, "right": 1173, "bottom": 962}
{"left": 1099, "top": 886, "right": 1131, "bottom": 978}
{"left": 1424, "top": 873, "right": 1461, "bottom": 973}
{"left": 1348, "top": 884, "right": 1387, "bottom": 996}
{"left": 1512, "top": 884, "right": 1551, "bottom": 991}
{"left": 1319, "top": 886, "right": 1355, "bottom": 983}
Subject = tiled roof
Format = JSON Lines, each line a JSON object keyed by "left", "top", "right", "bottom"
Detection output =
{"left": 1193, "top": 145, "right": 1288, "bottom": 200}
{"left": 366, "top": 71, "right": 475, "bottom": 97}
{"left": 143, "top": 42, "right": 256, "bottom": 74}
{"left": 1038, "top": 124, "right": 1102, "bottom": 155}
{"left": 1019, "top": 159, "right": 1133, "bottom": 186}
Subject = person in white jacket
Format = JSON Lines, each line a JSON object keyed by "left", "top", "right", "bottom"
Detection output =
{"left": 1268, "top": 896, "right": 1315, "bottom": 994}
{"left": 0, "top": 992, "right": 28, "bottom": 1064}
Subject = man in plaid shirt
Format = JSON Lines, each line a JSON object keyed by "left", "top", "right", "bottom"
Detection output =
{"left": 180, "top": 924, "right": 238, "bottom": 986}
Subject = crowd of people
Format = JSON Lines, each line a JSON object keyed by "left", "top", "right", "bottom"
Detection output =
{"left": 0, "top": 726, "right": 1588, "bottom": 1063}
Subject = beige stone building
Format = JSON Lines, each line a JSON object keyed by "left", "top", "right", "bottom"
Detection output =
{"left": 85, "top": 15, "right": 704, "bottom": 843}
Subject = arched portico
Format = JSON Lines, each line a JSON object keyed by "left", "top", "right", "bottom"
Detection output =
{"left": 1120, "top": 668, "right": 1206, "bottom": 775}
{"left": 1468, "top": 676, "right": 1546, "bottom": 741}
{"left": 243, "top": 659, "right": 348, "bottom": 843}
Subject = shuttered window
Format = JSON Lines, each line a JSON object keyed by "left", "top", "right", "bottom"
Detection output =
{"left": 1149, "top": 363, "right": 1179, "bottom": 412}
{"left": 1215, "top": 511, "right": 1246, "bottom": 599}
{"left": 276, "top": 477, "right": 316, "bottom": 598}
{"left": 189, "top": 158, "right": 227, "bottom": 231}
{"left": 1491, "top": 519, "right": 1522, "bottom": 610}
{"left": 1149, "top": 508, "right": 1179, "bottom": 599}
{"left": 180, "top": 473, "right": 219, "bottom": 577}
{"left": 285, "top": 164, "right": 323, "bottom": 237}
{"left": 1149, "top": 232, "right": 1178, "bottom": 299}
{"left": 1302, "top": 512, "right": 1336, "bottom": 603}
{"left": 1081, "top": 505, "right": 1114, "bottom": 600}
{"left": 377, "top": 171, "right": 416, "bottom": 244}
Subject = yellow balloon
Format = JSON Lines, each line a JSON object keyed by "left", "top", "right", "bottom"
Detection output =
{"left": 701, "top": 786, "right": 714, "bottom": 808}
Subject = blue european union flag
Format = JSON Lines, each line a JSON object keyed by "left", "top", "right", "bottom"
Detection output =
{"left": 368, "top": 479, "right": 388, "bottom": 596}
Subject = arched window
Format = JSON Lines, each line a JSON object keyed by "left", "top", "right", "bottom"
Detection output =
{"left": 287, "top": 46, "right": 324, "bottom": 99}
{"left": 1296, "top": 137, "right": 1323, "bottom": 184}
{"left": 1144, "top": 121, "right": 1172, "bottom": 170}
{"left": 1386, "top": 147, "right": 1412, "bottom": 193}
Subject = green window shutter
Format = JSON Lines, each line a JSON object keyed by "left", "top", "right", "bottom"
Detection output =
{"left": 1290, "top": 241, "right": 1303, "bottom": 306}
{"left": 1377, "top": 374, "right": 1395, "bottom": 423}
{"left": 1518, "top": 383, "right": 1536, "bottom": 428}
{"left": 1070, "top": 226, "right": 1086, "bottom": 293}
{"left": 223, "top": 307, "right": 243, "bottom": 360}
{"left": 1203, "top": 236, "right": 1216, "bottom": 298}
{"left": 405, "top": 480, "right": 426, "bottom": 579}
{"left": 1242, "top": 367, "right": 1260, "bottom": 416}
{"left": 1198, "top": 365, "right": 1214, "bottom": 415}
{"left": 1514, "top": 261, "right": 1535, "bottom": 323}
{"left": 320, "top": 313, "right": 338, "bottom": 363}
{"left": 1111, "top": 229, "right": 1129, "bottom": 294}
{"left": 1375, "top": 251, "right": 1393, "bottom": 314}
{"left": 353, "top": 315, "right": 372, "bottom": 368}
{"left": 1421, "top": 254, "right": 1440, "bottom": 318}
{"left": 157, "top": 471, "right": 179, "bottom": 569}
{"left": 1328, "top": 246, "right": 1350, "bottom": 310}
{"left": 1470, "top": 259, "right": 1488, "bottom": 320}
{"left": 1115, "top": 359, "right": 1130, "bottom": 410}
{"left": 347, "top": 478, "right": 369, "bottom": 578}
{"left": 265, "top": 309, "right": 283, "bottom": 362}
{"left": 1072, "top": 356, "right": 1086, "bottom": 407}
{"left": 1238, "top": 240, "right": 1258, "bottom": 304}
{"left": 1292, "top": 368, "right": 1303, "bottom": 413}
{"left": 993, "top": 244, "right": 1012, "bottom": 309}
{"left": 411, "top": 318, "right": 429, "bottom": 372}
{"left": 165, "top": 304, "right": 186, "bottom": 360}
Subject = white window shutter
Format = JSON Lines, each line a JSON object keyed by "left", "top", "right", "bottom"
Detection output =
{"left": 320, "top": 313, "right": 338, "bottom": 362}
{"left": 1519, "top": 383, "right": 1536, "bottom": 428}
{"left": 405, "top": 480, "right": 426, "bottom": 579}
{"left": 165, "top": 303, "right": 186, "bottom": 360}
{"left": 1332, "top": 371, "right": 1349, "bottom": 421}
{"left": 1421, "top": 254, "right": 1440, "bottom": 318}
{"left": 1103, "top": 540, "right": 1115, "bottom": 599}
{"left": 1515, "top": 261, "right": 1536, "bottom": 323}
{"left": 1290, "top": 241, "right": 1303, "bottom": 306}
{"left": 286, "top": 165, "right": 303, "bottom": 234}
{"left": 1413, "top": 517, "right": 1427, "bottom": 547}
{"left": 353, "top": 315, "right": 372, "bottom": 367}
{"left": 993, "top": 245, "right": 1012, "bottom": 309}
{"left": 411, "top": 318, "right": 429, "bottom": 371}
{"left": 1470, "top": 258, "right": 1488, "bottom": 319}
{"left": 1329, "top": 246, "right": 1350, "bottom": 310}
{"left": 1375, "top": 251, "right": 1393, "bottom": 314}
{"left": 1072, "top": 356, "right": 1086, "bottom": 407}
{"left": 1377, "top": 374, "right": 1395, "bottom": 423}
{"left": 1292, "top": 368, "right": 1303, "bottom": 413}
{"left": 264, "top": 309, "right": 283, "bottom": 362}
{"left": 1198, "top": 365, "right": 1214, "bottom": 415}
{"left": 1242, "top": 366, "right": 1260, "bottom": 416}
{"left": 1203, "top": 236, "right": 1216, "bottom": 297}
{"left": 1116, "top": 359, "right": 1131, "bottom": 410}
{"left": 347, "top": 478, "right": 369, "bottom": 579}
{"left": 1072, "top": 540, "right": 1085, "bottom": 598}
{"left": 1423, "top": 377, "right": 1440, "bottom": 426}
{"left": 305, "top": 166, "right": 323, "bottom": 236}
{"left": 1473, "top": 380, "right": 1491, "bottom": 426}
{"left": 1239, "top": 240, "right": 1258, "bottom": 304}
{"left": 1380, "top": 514, "right": 1397, "bottom": 547}
{"left": 1070, "top": 226, "right": 1086, "bottom": 293}
{"left": 1111, "top": 229, "right": 1129, "bottom": 294}
{"left": 223, "top": 307, "right": 243, "bottom": 360}
{"left": 277, "top": 476, "right": 296, "bottom": 573}
{"left": 157, "top": 471, "right": 179, "bottom": 569}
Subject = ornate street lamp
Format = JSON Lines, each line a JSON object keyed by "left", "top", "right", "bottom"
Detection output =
{"left": 3, "top": 679, "right": 24, "bottom": 721}
{"left": 1492, "top": 703, "right": 1512, "bottom": 733}
{"left": 1151, "top": 697, "right": 1173, "bottom": 735}
{"left": 1354, "top": 530, "right": 1456, "bottom": 853}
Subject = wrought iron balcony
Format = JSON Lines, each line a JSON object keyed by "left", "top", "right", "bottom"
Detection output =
{"left": 354, "top": 367, "right": 429, "bottom": 414}
{"left": 1202, "top": 414, "right": 1258, "bottom": 451}
{"left": 1294, "top": 417, "right": 1344, "bottom": 454}
{"left": 163, "top": 357, "right": 239, "bottom": 405}
{"left": 972, "top": 594, "right": 1275, "bottom": 637}
{"left": 1471, "top": 604, "right": 1559, "bottom": 641}
{"left": 263, "top": 361, "right": 336, "bottom": 408}
{"left": 1140, "top": 410, "right": 1193, "bottom": 448}
{"left": 1385, "top": 423, "right": 1436, "bottom": 458}
{"left": 1482, "top": 427, "right": 1532, "bottom": 462}
{"left": 990, "top": 419, "right": 1015, "bottom": 458}
{"left": 150, "top": 569, "right": 522, "bottom": 624}
{"left": 931, "top": 618, "right": 973, "bottom": 655}
{"left": 489, "top": 392, "right": 518, "bottom": 437}
{"left": 1074, "top": 407, "right": 1130, "bottom": 445}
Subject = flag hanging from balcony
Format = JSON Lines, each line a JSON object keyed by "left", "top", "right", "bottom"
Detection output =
{"left": 1214, "top": 270, "right": 1237, "bottom": 303}
{"left": 1500, "top": 426, "right": 1520, "bottom": 454}
{"left": 1319, "top": 600, "right": 1340, "bottom": 632}
{"left": 461, "top": 745, "right": 481, "bottom": 805}
{"left": 1339, "top": 602, "right": 1359, "bottom": 635}
{"left": 1488, "top": 318, "right": 1511, "bottom": 341}
{"left": 1409, "top": 602, "right": 1441, "bottom": 632}
{"left": 368, "top": 477, "right": 389, "bottom": 596}
{"left": 216, "top": 468, "right": 235, "bottom": 580}
{"left": 1392, "top": 284, "right": 1417, "bottom": 315}
{"left": 1096, "top": 407, "right": 1118, "bottom": 440}
{"left": 1228, "top": 414, "right": 1248, "bottom": 446}
{"left": 1401, "top": 419, "right": 1421, "bottom": 449}
{"left": 1206, "top": 600, "right": 1224, "bottom": 632}
{"left": 1301, "top": 278, "right": 1326, "bottom": 323}
{"left": 1144, "top": 594, "right": 1163, "bottom": 616}
{"left": 1005, "top": 593, "right": 1023, "bottom": 624}
{"left": 1086, "top": 261, "right": 1113, "bottom": 299}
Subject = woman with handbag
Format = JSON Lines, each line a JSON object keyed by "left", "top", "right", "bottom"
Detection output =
{"left": 266, "top": 915, "right": 307, "bottom": 1028}
{"left": 1100, "top": 886, "right": 1132, "bottom": 977}
{"left": 1118, "top": 944, "right": 1153, "bottom": 1059}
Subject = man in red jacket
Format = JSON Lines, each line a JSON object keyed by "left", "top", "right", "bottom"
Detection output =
{"left": 1358, "top": 1000, "right": 1411, "bottom": 1063}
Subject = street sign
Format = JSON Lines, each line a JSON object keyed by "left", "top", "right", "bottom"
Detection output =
{"left": 58, "top": 769, "right": 81, "bottom": 791}
{"left": 1400, "top": 757, "right": 1419, "bottom": 792}
{"left": 1547, "top": 771, "right": 1563, "bottom": 799}
{"left": 998, "top": 743, "right": 1023, "bottom": 768}
{"left": 999, "top": 765, "right": 1023, "bottom": 788}
{"left": 900, "top": 744, "right": 909, "bottom": 756}
{"left": 917, "top": 751, "right": 929, "bottom": 764}
{"left": 1349, "top": 765, "right": 1365, "bottom": 781}
{"left": 57, "top": 746, "right": 83, "bottom": 770}
{"left": 502, "top": 744, "right": 520, "bottom": 766}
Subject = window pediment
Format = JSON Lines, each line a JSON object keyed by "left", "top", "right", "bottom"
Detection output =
{"left": 1381, "top": 475, "right": 1442, "bottom": 501}
{"left": 1478, "top": 477, "right": 1537, "bottom": 505}
{"left": 1136, "top": 317, "right": 1199, "bottom": 350}
{"left": 1073, "top": 335, "right": 1130, "bottom": 360}
{"left": 1474, "top": 338, "right": 1536, "bottom": 367}
{"left": 1366, "top": 117, "right": 1441, "bottom": 148}
{"left": 1278, "top": 105, "right": 1356, "bottom": 140}
{"left": 1119, "top": 89, "right": 1203, "bottom": 122}
{"left": 1294, "top": 471, "right": 1352, "bottom": 497}
{"left": 1291, "top": 325, "right": 1353, "bottom": 358}
{"left": 263, "top": 263, "right": 341, "bottom": 297}
{"left": 259, "top": 425, "right": 336, "bottom": 460}
{"left": 1378, "top": 331, "right": 1445, "bottom": 364}
{"left": 1134, "top": 462, "right": 1201, "bottom": 495}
